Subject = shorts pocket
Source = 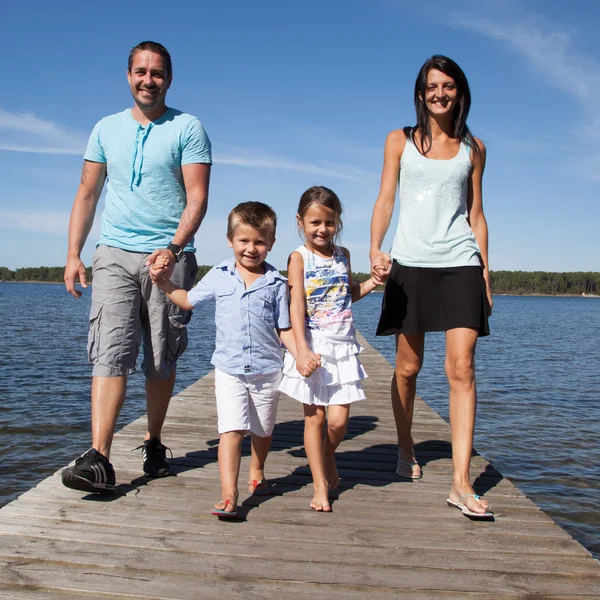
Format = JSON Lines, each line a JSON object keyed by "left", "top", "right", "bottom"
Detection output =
{"left": 166, "top": 315, "right": 188, "bottom": 366}
{"left": 87, "top": 304, "right": 102, "bottom": 363}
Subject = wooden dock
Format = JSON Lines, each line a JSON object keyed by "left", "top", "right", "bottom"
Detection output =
{"left": 1, "top": 334, "right": 599, "bottom": 599}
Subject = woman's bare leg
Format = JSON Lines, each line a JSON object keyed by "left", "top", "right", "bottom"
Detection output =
{"left": 393, "top": 333, "right": 425, "bottom": 478}
{"left": 445, "top": 327, "right": 489, "bottom": 514}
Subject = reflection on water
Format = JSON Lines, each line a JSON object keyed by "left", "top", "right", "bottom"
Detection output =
{"left": 0, "top": 282, "right": 215, "bottom": 509}
{"left": 0, "top": 284, "right": 598, "bottom": 558}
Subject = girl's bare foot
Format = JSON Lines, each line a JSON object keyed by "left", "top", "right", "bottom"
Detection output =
{"left": 310, "top": 483, "right": 332, "bottom": 512}
{"left": 325, "top": 452, "right": 340, "bottom": 490}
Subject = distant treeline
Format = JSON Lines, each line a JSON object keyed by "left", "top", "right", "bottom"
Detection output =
{"left": 0, "top": 265, "right": 375, "bottom": 286}
{"left": 489, "top": 271, "right": 600, "bottom": 295}
{"left": 0, "top": 266, "right": 94, "bottom": 282}
{"left": 1, "top": 266, "right": 599, "bottom": 295}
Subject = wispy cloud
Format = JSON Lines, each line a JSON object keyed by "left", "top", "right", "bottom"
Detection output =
{"left": 0, "top": 106, "right": 371, "bottom": 181}
{"left": 0, "top": 143, "right": 84, "bottom": 155}
{"left": 444, "top": 1, "right": 600, "bottom": 178}
{"left": 0, "top": 210, "right": 101, "bottom": 238}
{"left": 0, "top": 107, "right": 87, "bottom": 155}
{"left": 0, "top": 210, "right": 70, "bottom": 235}
{"left": 394, "top": 0, "right": 600, "bottom": 124}
{"left": 215, "top": 150, "right": 373, "bottom": 182}
{"left": 450, "top": 12, "right": 600, "bottom": 112}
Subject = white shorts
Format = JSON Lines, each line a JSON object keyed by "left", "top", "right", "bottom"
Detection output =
{"left": 214, "top": 368, "right": 282, "bottom": 436}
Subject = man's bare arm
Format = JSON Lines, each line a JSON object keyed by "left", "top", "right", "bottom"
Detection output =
{"left": 173, "top": 163, "right": 211, "bottom": 248}
{"left": 146, "top": 163, "right": 211, "bottom": 279}
{"left": 64, "top": 160, "right": 106, "bottom": 298}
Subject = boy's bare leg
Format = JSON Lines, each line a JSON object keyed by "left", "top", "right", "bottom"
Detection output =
{"left": 303, "top": 405, "right": 331, "bottom": 512}
{"left": 323, "top": 404, "right": 350, "bottom": 490}
{"left": 91, "top": 375, "right": 127, "bottom": 460}
{"left": 248, "top": 434, "right": 272, "bottom": 491}
{"left": 215, "top": 431, "right": 244, "bottom": 512}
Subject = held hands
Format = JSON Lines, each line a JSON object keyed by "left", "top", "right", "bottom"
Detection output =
{"left": 147, "top": 249, "right": 175, "bottom": 285}
{"left": 370, "top": 251, "right": 392, "bottom": 286}
{"left": 64, "top": 256, "right": 88, "bottom": 299}
{"left": 296, "top": 348, "right": 321, "bottom": 378}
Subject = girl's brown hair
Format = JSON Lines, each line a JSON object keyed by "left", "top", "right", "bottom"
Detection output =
{"left": 297, "top": 186, "right": 343, "bottom": 241}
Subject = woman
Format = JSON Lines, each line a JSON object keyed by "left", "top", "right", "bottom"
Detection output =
{"left": 370, "top": 55, "right": 493, "bottom": 518}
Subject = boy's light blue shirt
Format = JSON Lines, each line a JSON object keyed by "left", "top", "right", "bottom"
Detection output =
{"left": 84, "top": 108, "right": 212, "bottom": 253}
{"left": 188, "top": 259, "right": 291, "bottom": 375}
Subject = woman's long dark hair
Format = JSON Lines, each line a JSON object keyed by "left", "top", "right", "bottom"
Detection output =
{"left": 404, "top": 55, "right": 481, "bottom": 162}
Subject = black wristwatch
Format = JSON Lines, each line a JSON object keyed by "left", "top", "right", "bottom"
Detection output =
{"left": 166, "top": 242, "right": 183, "bottom": 263}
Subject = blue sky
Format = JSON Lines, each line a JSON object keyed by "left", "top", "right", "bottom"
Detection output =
{"left": 1, "top": 0, "right": 599, "bottom": 273}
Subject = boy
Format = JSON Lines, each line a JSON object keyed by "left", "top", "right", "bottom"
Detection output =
{"left": 151, "top": 202, "right": 318, "bottom": 517}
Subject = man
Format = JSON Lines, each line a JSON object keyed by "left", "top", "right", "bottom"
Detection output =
{"left": 62, "top": 41, "right": 211, "bottom": 493}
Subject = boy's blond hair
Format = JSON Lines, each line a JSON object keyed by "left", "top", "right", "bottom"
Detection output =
{"left": 227, "top": 202, "right": 277, "bottom": 241}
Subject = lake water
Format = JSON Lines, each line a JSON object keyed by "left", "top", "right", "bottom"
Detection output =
{"left": 0, "top": 283, "right": 598, "bottom": 558}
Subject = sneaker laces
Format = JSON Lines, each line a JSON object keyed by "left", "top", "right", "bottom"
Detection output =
{"left": 74, "top": 449, "right": 112, "bottom": 468}
{"left": 132, "top": 439, "right": 173, "bottom": 461}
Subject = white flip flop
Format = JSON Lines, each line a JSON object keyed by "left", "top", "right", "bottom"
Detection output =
{"left": 396, "top": 458, "right": 422, "bottom": 480}
{"left": 396, "top": 450, "right": 422, "bottom": 480}
{"left": 447, "top": 493, "right": 494, "bottom": 519}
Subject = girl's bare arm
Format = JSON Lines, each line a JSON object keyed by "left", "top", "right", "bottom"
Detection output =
{"left": 288, "top": 251, "right": 320, "bottom": 376}
{"left": 342, "top": 248, "right": 382, "bottom": 303}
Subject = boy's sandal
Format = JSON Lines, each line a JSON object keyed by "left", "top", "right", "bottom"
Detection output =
{"left": 447, "top": 493, "right": 494, "bottom": 519}
{"left": 248, "top": 479, "right": 272, "bottom": 496}
{"left": 211, "top": 499, "right": 239, "bottom": 518}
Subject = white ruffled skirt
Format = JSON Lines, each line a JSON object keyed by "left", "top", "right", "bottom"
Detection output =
{"left": 279, "top": 329, "right": 367, "bottom": 406}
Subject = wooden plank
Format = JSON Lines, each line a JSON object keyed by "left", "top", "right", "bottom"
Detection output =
{"left": 0, "top": 332, "right": 598, "bottom": 600}
{"left": 1, "top": 537, "right": 600, "bottom": 597}
{"left": 1, "top": 522, "right": 599, "bottom": 576}
{"left": 0, "top": 508, "right": 587, "bottom": 558}
{"left": 1, "top": 495, "right": 581, "bottom": 540}
{"left": 2, "top": 569, "right": 589, "bottom": 600}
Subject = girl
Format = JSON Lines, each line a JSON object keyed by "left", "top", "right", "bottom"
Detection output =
{"left": 280, "top": 186, "right": 386, "bottom": 512}
{"left": 370, "top": 55, "right": 493, "bottom": 518}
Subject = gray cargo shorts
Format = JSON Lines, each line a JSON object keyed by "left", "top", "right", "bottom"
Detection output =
{"left": 88, "top": 244, "right": 198, "bottom": 380}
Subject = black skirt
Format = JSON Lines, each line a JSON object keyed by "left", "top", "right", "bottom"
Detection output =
{"left": 376, "top": 261, "right": 490, "bottom": 337}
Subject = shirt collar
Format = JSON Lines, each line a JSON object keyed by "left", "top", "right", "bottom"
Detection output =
{"left": 217, "top": 258, "right": 286, "bottom": 286}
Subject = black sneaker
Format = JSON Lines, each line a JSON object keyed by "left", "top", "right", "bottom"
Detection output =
{"left": 137, "top": 437, "right": 172, "bottom": 477}
{"left": 61, "top": 448, "right": 115, "bottom": 493}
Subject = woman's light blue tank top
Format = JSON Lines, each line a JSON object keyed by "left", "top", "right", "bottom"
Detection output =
{"left": 390, "top": 136, "right": 481, "bottom": 268}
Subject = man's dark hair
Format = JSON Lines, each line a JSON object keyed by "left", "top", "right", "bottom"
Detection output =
{"left": 128, "top": 41, "right": 172, "bottom": 79}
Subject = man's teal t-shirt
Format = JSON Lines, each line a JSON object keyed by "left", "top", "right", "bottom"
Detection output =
{"left": 84, "top": 108, "right": 212, "bottom": 253}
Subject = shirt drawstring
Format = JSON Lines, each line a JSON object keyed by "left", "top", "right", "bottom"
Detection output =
{"left": 130, "top": 124, "right": 153, "bottom": 190}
